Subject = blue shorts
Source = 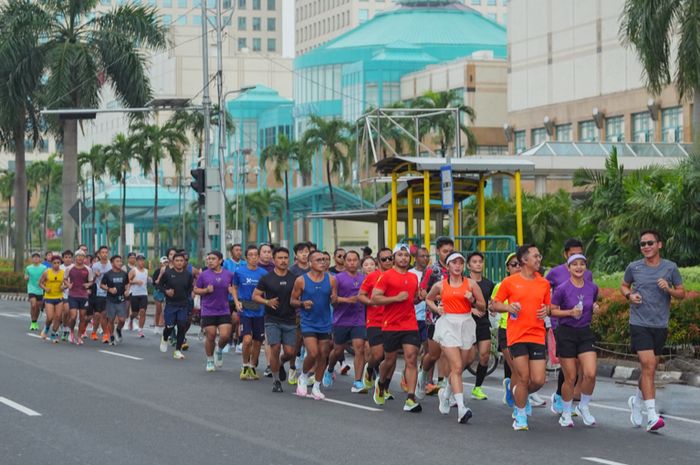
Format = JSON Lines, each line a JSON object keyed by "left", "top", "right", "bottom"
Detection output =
{"left": 418, "top": 320, "right": 428, "bottom": 343}
{"left": 68, "top": 297, "right": 88, "bottom": 310}
{"left": 240, "top": 315, "right": 265, "bottom": 342}
{"left": 164, "top": 305, "right": 190, "bottom": 326}
{"left": 333, "top": 325, "right": 367, "bottom": 345}
{"left": 153, "top": 290, "right": 165, "bottom": 302}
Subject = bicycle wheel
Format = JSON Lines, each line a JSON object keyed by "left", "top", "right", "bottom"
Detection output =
{"left": 467, "top": 350, "right": 499, "bottom": 376}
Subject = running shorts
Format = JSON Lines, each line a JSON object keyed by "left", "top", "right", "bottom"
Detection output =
{"left": 265, "top": 322, "right": 297, "bottom": 346}
{"left": 28, "top": 293, "right": 43, "bottom": 301}
{"left": 434, "top": 313, "right": 476, "bottom": 350}
{"left": 106, "top": 301, "right": 128, "bottom": 320}
{"left": 630, "top": 324, "right": 668, "bottom": 356}
{"left": 367, "top": 326, "right": 383, "bottom": 347}
{"left": 509, "top": 342, "right": 546, "bottom": 360}
{"left": 201, "top": 314, "right": 233, "bottom": 328}
{"left": 555, "top": 325, "right": 596, "bottom": 358}
{"left": 333, "top": 325, "right": 367, "bottom": 345}
{"left": 383, "top": 330, "right": 420, "bottom": 353}
{"left": 240, "top": 315, "right": 265, "bottom": 342}
{"left": 130, "top": 295, "right": 148, "bottom": 311}
{"left": 67, "top": 297, "right": 88, "bottom": 310}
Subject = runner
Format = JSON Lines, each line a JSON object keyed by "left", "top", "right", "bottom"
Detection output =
{"left": 38, "top": 255, "right": 65, "bottom": 343}
{"left": 223, "top": 243, "right": 246, "bottom": 352}
{"left": 329, "top": 248, "right": 346, "bottom": 274}
{"left": 24, "top": 253, "right": 46, "bottom": 331}
{"left": 466, "top": 251, "right": 495, "bottom": 401}
{"left": 253, "top": 247, "right": 298, "bottom": 392}
{"left": 426, "top": 252, "right": 486, "bottom": 423}
{"left": 128, "top": 254, "right": 149, "bottom": 338}
{"left": 402, "top": 247, "right": 429, "bottom": 392}
{"left": 195, "top": 251, "right": 234, "bottom": 372}
{"left": 372, "top": 244, "right": 421, "bottom": 412}
{"left": 100, "top": 255, "right": 130, "bottom": 345}
{"left": 158, "top": 252, "right": 194, "bottom": 359}
{"left": 550, "top": 253, "right": 600, "bottom": 427}
{"left": 289, "top": 242, "right": 311, "bottom": 276}
{"left": 491, "top": 253, "right": 520, "bottom": 408}
{"left": 224, "top": 244, "right": 246, "bottom": 274}
{"left": 290, "top": 250, "right": 337, "bottom": 400}
{"left": 325, "top": 250, "right": 367, "bottom": 393}
{"left": 233, "top": 245, "right": 268, "bottom": 380}
{"left": 151, "top": 256, "right": 169, "bottom": 334}
{"left": 258, "top": 243, "right": 275, "bottom": 273}
{"left": 60, "top": 250, "right": 74, "bottom": 341}
{"left": 65, "top": 251, "right": 93, "bottom": 345}
{"left": 621, "top": 230, "right": 685, "bottom": 432}
{"left": 91, "top": 246, "right": 112, "bottom": 343}
{"left": 125, "top": 252, "right": 137, "bottom": 329}
{"left": 492, "top": 244, "right": 551, "bottom": 431}
{"left": 361, "top": 255, "right": 377, "bottom": 275}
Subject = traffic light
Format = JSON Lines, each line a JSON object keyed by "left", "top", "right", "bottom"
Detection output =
{"left": 190, "top": 168, "right": 206, "bottom": 206}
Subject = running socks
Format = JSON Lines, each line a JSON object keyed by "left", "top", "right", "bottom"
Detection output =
{"left": 454, "top": 392, "right": 465, "bottom": 410}
{"left": 503, "top": 361, "right": 511, "bottom": 379}
{"left": 644, "top": 399, "right": 658, "bottom": 420}
{"left": 579, "top": 393, "right": 592, "bottom": 408}
{"left": 475, "top": 363, "right": 488, "bottom": 387}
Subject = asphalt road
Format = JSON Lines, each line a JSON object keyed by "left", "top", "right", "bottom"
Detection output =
{"left": 1, "top": 300, "right": 699, "bottom": 465}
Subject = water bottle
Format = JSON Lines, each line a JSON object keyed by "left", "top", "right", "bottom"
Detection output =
{"left": 509, "top": 302, "right": 520, "bottom": 321}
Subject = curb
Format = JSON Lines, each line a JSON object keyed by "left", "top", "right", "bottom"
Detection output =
{"left": 1, "top": 293, "right": 28, "bottom": 302}
{"left": 596, "top": 360, "right": 698, "bottom": 387}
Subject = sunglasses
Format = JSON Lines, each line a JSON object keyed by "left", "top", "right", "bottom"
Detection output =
{"left": 507, "top": 262, "right": 520, "bottom": 268}
{"left": 379, "top": 256, "right": 394, "bottom": 263}
{"left": 639, "top": 240, "right": 657, "bottom": 248}
{"left": 336, "top": 254, "right": 345, "bottom": 259}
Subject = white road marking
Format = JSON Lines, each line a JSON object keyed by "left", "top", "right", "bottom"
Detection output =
{"left": 0, "top": 312, "right": 26, "bottom": 318}
{"left": 581, "top": 457, "right": 629, "bottom": 465}
{"left": 322, "top": 397, "right": 382, "bottom": 412}
{"left": 26, "top": 333, "right": 42, "bottom": 339}
{"left": 98, "top": 350, "right": 143, "bottom": 360}
{"left": 0, "top": 396, "right": 42, "bottom": 416}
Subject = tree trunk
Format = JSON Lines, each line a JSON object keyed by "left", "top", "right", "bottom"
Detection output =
{"left": 284, "top": 171, "right": 291, "bottom": 243}
{"left": 42, "top": 182, "right": 50, "bottom": 253}
{"left": 153, "top": 158, "right": 159, "bottom": 257}
{"left": 326, "top": 160, "right": 339, "bottom": 250}
{"left": 13, "top": 118, "right": 27, "bottom": 272}
{"left": 692, "top": 89, "right": 700, "bottom": 153}
{"left": 62, "top": 119, "right": 78, "bottom": 250}
{"left": 91, "top": 175, "right": 96, "bottom": 251}
{"left": 267, "top": 216, "right": 272, "bottom": 243}
{"left": 120, "top": 175, "right": 126, "bottom": 256}
{"left": 7, "top": 198, "right": 12, "bottom": 253}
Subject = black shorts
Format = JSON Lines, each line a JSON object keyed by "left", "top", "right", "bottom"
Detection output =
{"left": 130, "top": 295, "right": 148, "bottom": 311}
{"left": 367, "top": 326, "right": 383, "bottom": 347}
{"left": 201, "top": 314, "right": 233, "bottom": 328}
{"left": 630, "top": 324, "right": 668, "bottom": 356}
{"left": 509, "top": 342, "right": 546, "bottom": 360}
{"left": 28, "top": 293, "right": 43, "bottom": 301}
{"left": 94, "top": 296, "right": 107, "bottom": 313}
{"left": 301, "top": 331, "right": 331, "bottom": 341}
{"left": 555, "top": 325, "right": 596, "bottom": 358}
{"left": 427, "top": 323, "right": 436, "bottom": 340}
{"left": 383, "top": 330, "right": 421, "bottom": 353}
{"left": 497, "top": 327, "right": 508, "bottom": 352}
{"left": 240, "top": 315, "right": 265, "bottom": 341}
{"left": 333, "top": 326, "right": 366, "bottom": 345}
{"left": 475, "top": 322, "right": 491, "bottom": 343}
{"left": 67, "top": 297, "right": 88, "bottom": 310}
{"left": 228, "top": 301, "right": 238, "bottom": 315}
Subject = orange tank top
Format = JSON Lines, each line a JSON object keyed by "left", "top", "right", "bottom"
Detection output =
{"left": 440, "top": 277, "right": 472, "bottom": 315}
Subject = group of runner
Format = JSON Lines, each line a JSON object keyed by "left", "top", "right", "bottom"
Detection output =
{"left": 23, "top": 229, "right": 685, "bottom": 433}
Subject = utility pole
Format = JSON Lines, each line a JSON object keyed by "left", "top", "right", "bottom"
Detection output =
{"left": 216, "top": 0, "right": 227, "bottom": 254}
{"left": 200, "top": 0, "right": 212, "bottom": 253}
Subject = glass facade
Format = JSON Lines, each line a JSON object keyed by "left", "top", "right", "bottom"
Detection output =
{"left": 661, "top": 106, "right": 683, "bottom": 142}
{"left": 632, "top": 112, "right": 654, "bottom": 142}
{"left": 531, "top": 127, "right": 546, "bottom": 145}
{"left": 605, "top": 115, "right": 624, "bottom": 142}
{"left": 578, "top": 120, "right": 599, "bottom": 142}
{"left": 514, "top": 130, "right": 526, "bottom": 153}
{"left": 555, "top": 124, "right": 572, "bottom": 142}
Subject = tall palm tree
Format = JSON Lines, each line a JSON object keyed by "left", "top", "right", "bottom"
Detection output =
{"left": 26, "top": 158, "right": 61, "bottom": 253}
{"left": 14, "top": 0, "right": 168, "bottom": 251}
{"left": 621, "top": 0, "right": 700, "bottom": 145}
{"left": 78, "top": 144, "right": 107, "bottom": 251}
{"left": 104, "top": 133, "right": 139, "bottom": 256}
{"left": 130, "top": 121, "right": 188, "bottom": 256}
{"left": 413, "top": 89, "right": 477, "bottom": 156}
{"left": 260, "top": 134, "right": 312, "bottom": 243}
{"left": 0, "top": 0, "right": 46, "bottom": 271}
{"left": 246, "top": 189, "right": 285, "bottom": 243}
{"left": 95, "top": 200, "right": 119, "bottom": 249}
{"left": 0, "top": 171, "right": 15, "bottom": 254}
{"left": 302, "top": 115, "right": 353, "bottom": 249}
{"left": 169, "top": 104, "right": 235, "bottom": 162}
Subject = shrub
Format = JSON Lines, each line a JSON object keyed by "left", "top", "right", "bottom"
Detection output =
{"left": 0, "top": 271, "right": 26, "bottom": 293}
{"left": 596, "top": 266, "right": 700, "bottom": 292}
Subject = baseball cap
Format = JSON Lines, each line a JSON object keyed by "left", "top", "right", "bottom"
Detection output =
{"left": 505, "top": 252, "right": 517, "bottom": 266}
{"left": 136, "top": 254, "right": 146, "bottom": 260}
{"left": 566, "top": 253, "right": 587, "bottom": 265}
{"left": 446, "top": 252, "right": 465, "bottom": 265}
{"left": 392, "top": 243, "right": 410, "bottom": 255}
{"left": 160, "top": 256, "right": 169, "bottom": 264}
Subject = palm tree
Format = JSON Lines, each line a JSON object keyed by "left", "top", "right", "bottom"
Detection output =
{"left": 246, "top": 189, "right": 284, "bottom": 243}
{"left": 25, "top": 158, "right": 61, "bottom": 253}
{"left": 412, "top": 89, "right": 477, "bottom": 156}
{"left": 260, "top": 134, "right": 312, "bottom": 243}
{"left": 621, "top": 0, "right": 700, "bottom": 145}
{"left": 95, "top": 200, "right": 119, "bottom": 249}
{"left": 15, "top": 1, "right": 168, "bottom": 251}
{"left": 130, "top": 121, "right": 188, "bottom": 257}
{"left": 302, "top": 115, "right": 353, "bottom": 249}
{"left": 104, "top": 133, "right": 139, "bottom": 256}
{"left": 78, "top": 144, "right": 107, "bottom": 251}
{"left": 0, "top": 171, "right": 15, "bottom": 254}
{"left": 0, "top": 0, "right": 46, "bottom": 271}
{"left": 169, "top": 104, "right": 235, "bottom": 161}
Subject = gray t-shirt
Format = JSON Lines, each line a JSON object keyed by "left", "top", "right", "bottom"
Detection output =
{"left": 92, "top": 261, "right": 113, "bottom": 298}
{"left": 623, "top": 258, "right": 682, "bottom": 328}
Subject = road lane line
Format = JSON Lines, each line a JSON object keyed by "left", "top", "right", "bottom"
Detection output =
{"left": 0, "top": 312, "right": 26, "bottom": 318}
{"left": 98, "top": 350, "right": 143, "bottom": 360}
{"left": 322, "top": 398, "right": 382, "bottom": 412}
{"left": 581, "top": 457, "right": 629, "bottom": 465}
{"left": 588, "top": 402, "right": 700, "bottom": 425}
{"left": 26, "top": 333, "right": 42, "bottom": 339}
{"left": 0, "top": 396, "right": 42, "bottom": 416}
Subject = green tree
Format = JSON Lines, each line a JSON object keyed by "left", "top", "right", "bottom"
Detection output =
{"left": 246, "top": 189, "right": 284, "bottom": 243}
{"left": 131, "top": 121, "right": 187, "bottom": 256}
{"left": 104, "top": 133, "right": 139, "bottom": 256}
{"left": 302, "top": 115, "right": 353, "bottom": 249}
{"left": 621, "top": 0, "right": 700, "bottom": 145}
{"left": 78, "top": 144, "right": 107, "bottom": 250}
{"left": 95, "top": 200, "right": 119, "bottom": 250}
{"left": 25, "top": 156, "right": 61, "bottom": 252}
{"left": 168, "top": 104, "right": 234, "bottom": 161}
{"left": 0, "top": 170, "right": 15, "bottom": 253}
{"left": 413, "top": 89, "right": 477, "bottom": 156}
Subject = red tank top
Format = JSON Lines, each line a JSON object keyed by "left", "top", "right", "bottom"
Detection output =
{"left": 440, "top": 278, "right": 472, "bottom": 315}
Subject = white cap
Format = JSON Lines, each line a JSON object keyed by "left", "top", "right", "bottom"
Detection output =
{"left": 392, "top": 243, "right": 410, "bottom": 255}
{"left": 566, "top": 253, "right": 587, "bottom": 265}
{"left": 446, "top": 252, "right": 465, "bottom": 265}
{"left": 160, "top": 256, "right": 169, "bottom": 264}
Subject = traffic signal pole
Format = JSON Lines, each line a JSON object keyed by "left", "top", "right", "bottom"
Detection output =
{"left": 200, "top": 0, "right": 212, "bottom": 253}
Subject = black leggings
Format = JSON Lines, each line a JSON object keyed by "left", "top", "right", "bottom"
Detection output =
{"left": 163, "top": 322, "right": 188, "bottom": 350}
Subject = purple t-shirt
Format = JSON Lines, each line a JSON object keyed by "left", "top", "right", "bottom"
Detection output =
{"left": 259, "top": 261, "right": 275, "bottom": 273}
{"left": 197, "top": 268, "right": 234, "bottom": 317}
{"left": 333, "top": 271, "right": 365, "bottom": 327}
{"left": 551, "top": 279, "right": 599, "bottom": 328}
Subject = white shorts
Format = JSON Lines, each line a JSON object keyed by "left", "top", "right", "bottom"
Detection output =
{"left": 434, "top": 313, "right": 476, "bottom": 350}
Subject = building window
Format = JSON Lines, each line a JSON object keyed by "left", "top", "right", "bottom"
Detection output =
{"left": 267, "top": 17, "right": 276, "bottom": 31}
{"left": 531, "top": 128, "right": 546, "bottom": 145}
{"left": 267, "top": 38, "right": 276, "bottom": 52}
{"left": 632, "top": 112, "right": 655, "bottom": 142}
{"left": 238, "top": 17, "right": 246, "bottom": 30}
{"left": 267, "top": 0, "right": 275, "bottom": 10}
{"left": 514, "top": 130, "right": 526, "bottom": 153}
{"left": 555, "top": 124, "right": 572, "bottom": 142}
{"left": 163, "top": 0, "right": 172, "bottom": 6}
{"left": 162, "top": 15, "right": 172, "bottom": 25}
{"left": 471, "top": 0, "right": 481, "bottom": 5}
{"left": 176, "top": 15, "right": 187, "bottom": 25}
{"left": 252, "top": 17, "right": 261, "bottom": 30}
{"left": 605, "top": 116, "right": 624, "bottom": 142}
{"left": 238, "top": 0, "right": 246, "bottom": 8}
{"left": 178, "top": 0, "right": 187, "bottom": 7}
{"left": 238, "top": 37, "right": 247, "bottom": 50}
{"left": 661, "top": 106, "right": 683, "bottom": 142}
{"left": 359, "top": 9, "right": 368, "bottom": 23}
{"left": 192, "top": 15, "right": 201, "bottom": 25}
{"left": 488, "top": 0, "right": 497, "bottom": 5}
{"left": 252, "top": 0, "right": 260, "bottom": 10}
{"left": 252, "top": 38, "right": 261, "bottom": 51}
{"left": 578, "top": 120, "right": 599, "bottom": 142}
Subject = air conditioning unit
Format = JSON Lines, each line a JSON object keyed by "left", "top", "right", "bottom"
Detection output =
{"left": 665, "top": 129, "right": 677, "bottom": 142}
{"left": 635, "top": 133, "right": 648, "bottom": 143}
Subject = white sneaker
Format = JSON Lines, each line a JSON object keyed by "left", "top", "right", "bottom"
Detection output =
{"left": 222, "top": 344, "right": 231, "bottom": 354}
{"left": 311, "top": 385, "right": 325, "bottom": 400}
{"left": 159, "top": 337, "right": 168, "bottom": 353}
{"left": 296, "top": 375, "right": 308, "bottom": 397}
{"left": 529, "top": 392, "right": 546, "bottom": 407}
{"left": 575, "top": 405, "right": 596, "bottom": 426}
{"left": 415, "top": 371, "right": 426, "bottom": 400}
{"left": 206, "top": 360, "right": 216, "bottom": 372}
{"left": 214, "top": 348, "right": 224, "bottom": 368}
{"left": 437, "top": 388, "right": 451, "bottom": 415}
{"left": 628, "top": 395, "right": 643, "bottom": 427}
{"left": 559, "top": 412, "right": 574, "bottom": 427}
{"left": 235, "top": 343, "right": 243, "bottom": 353}
{"left": 173, "top": 350, "right": 185, "bottom": 360}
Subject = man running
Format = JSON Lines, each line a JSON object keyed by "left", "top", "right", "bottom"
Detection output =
{"left": 258, "top": 243, "right": 275, "bottom": 273}
{"left": 621, "top": 230, "right": 685, "bottom": 432}
{"left": 92, "top": 246, "right": 112, "bottom": 343}
{"left": 253, "top": 247, "right": 297, "bottom": 392}
{"left": 59, "top": 250, "right": 74, "bottom": 341}
{"left": 101, "top": 255, "right": 130, "bottom": 345}
{"left": 39, "top": 255, "right": 66, "bottom": 343}
{"left": 492, "top": 244, "right": 551, "bottom": 431}
{"left": 329, "top": 248, "right": 346, "bottom": 274}
{"left": 372, "top": 244, "right": 421, "bottom": 413}
{"left": 289, "top": 242, "right": 311, "bottom": 276}
{"left": 25, "top": 253, "right": 46, "bottom": 331}
{"left": 466, "top": 251, "right": 495, "bottom": 401}
{"left": 325, "top": 250, "right": 367, "bottom": 393}
{"left": 152, "top": 256, "right": 169, "bottom": 334}
{"left": 290, "top": 250, "right": 337, "bottom": 400}
{"left": 195, "top": 251, "right": 235, "bottom": 372}
{"left": 128, "top": 254, "right": 149, "bottom": 338}
{"left": 159, "top": 252, "right": 194, "bottom": 360}
{"left": 65, "top": 251, "right": 93, "bottom": 345}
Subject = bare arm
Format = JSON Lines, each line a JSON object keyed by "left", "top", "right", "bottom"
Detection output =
{"left": 371, "top": 287, "right": 407, "bottom": 306}
{"left": 425, "top": 281, "right": 443, "bottom": 315}
{"left": 290, "top": 276, "right": 312, "bottom": 309}
{"left": 468, "top": 278, "right": 486, "bottom": 314}
{"left": 357, "top": 288, "right": 371, "bottom": 305}
{"left": 330, "top": 276, "right": 338, "bottom": 305}
{"left": 38, "top": 271, "right": 48, "bottom": 291}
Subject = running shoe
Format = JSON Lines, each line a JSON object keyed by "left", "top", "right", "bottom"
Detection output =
{"left": 235, "top": 343, "right": 243, "bottom": 353}
{"left": 628, "top": 396, "right": 643, "bottom": 427}
{"left": 385, "top": 390, "right": 394, "bottom": 400}
{"left": 206, "top": 360, "right": 216, "bottom": 372}
{"left": 551, "top": 392, "right": 564, "bottom": 415}
{"left": 503, "top": 378, "right": 515, "bottom": 408}
{"left": 403, "top": 399, "right": 422, "bottom": 413}
{"left": 249, "top": 367, "right": 260, "bottom": 380}
{"left": 50, "top": 332, "right": 59, "bottom": 344}
{"left": 240, "top": 367, "right": 249, "bottom": 380}
{"left": 322, "top": 370, "right": 334, "bottom": 388}
{"left": 558, "top": 412, "right": 574, "bottom": 428}
{"left": 512, "top": 412, "right": 529, "bottom": 431}
{"left": 400, "top": 374, "right": 408, "bottom": 393}
{"left": 90, "top": 332, "right": 98, "bottom": 341}
{"left": 362, "top": 363, "right": 373, "bottom": 390}
{"left": 425, "top": 383, "right": 440, "bottom": 396}
{"left": 340, "top": 363, "right": 351, "bottom": 376}
{"left": 264, "top": 365, "right": 273, "bottom": 378}
{"left": 214, "top": 348, "right": 224, "bottom": 368}
{"left": 80, "top": 332, "right": 87, "bottom": 340}
{"left": 138, "top": 330, "right": 144, "bottom": 338}
{"left": 449, "top": 394, "right": 457, "bottom": 408}
{"left": 437, "top": 388, "right": 451, "bottom": 415}
{"left": 287, "top": 369, "right": 298, "bottom": 385}
{"left": 181, "top": 340, "right": 189, "bottom": 351}
{"left": 29, "top": 322, "right": 38, "bottom": 331}
{"left": 76, "top": 336, "right": 84, "bottom": 346}
{"left": 128, "top": 320, "right": 133, "bottom": 331}
{"left": 115, "top": 329, "right": 123, "bottom": 344}
{"left": 471, "top": 386, "right": 488, "bottom": 401}
{"left": 102, "top": 334, "right": 110, "bottom": 344}
{"left": 296, "top": 375, "right": 308, "bottom": 397}
{"left": 575, "top": 405, "right": 596, "bottom": 426}
{"left": 372, "top": 377, "right": 385, "bottom": 406}
{"left": 646, "top": 416, "right": 665, "bottom": 432}
{"left": 272, "top": 380, "right": 283, "bottom": 393}
{"left": 351, "top": 381, "right": 367, "bottom": 393}
{"left": 279, "top": 365, "right": 287, "bottom": 382}
{"left": 159, "top": 337, "right": 168, "bottom": 353}
{"left": 222, "top": 344, "right": 231, "bottom": 354}
{"left": 173, "top": 350, "right": 185, "bottom": 360}
{"left": 307, "top": 375, "right": 315, "bottom": 387}
{"left": 529, "top": 392, "right": 546, "bottom": 407}
{"left": 109, "top": 335, "right": 116, "bottom": 346}
{"left": 458, "top": 407, "right": 473, "bottom": 424}
{"left": 69, "top": 331, "right": 76, "bottom": 345}
{"left": 525, "top": 398, "right": 533, "bottom": 416}
{"left": 311, "top": 385, "right": 325, "bottom": 400}
{"left": 62, "top": 331, "right": 68, "bottom": 342}
{"left": 40, "top": 327, "right": 49, "bottom": 340}
{"left": 415, "top": 371, "right": 426, "bottom": 400}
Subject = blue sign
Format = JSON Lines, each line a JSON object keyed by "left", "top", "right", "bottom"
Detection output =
{"left": 440, "top": 165, "right": 454, "bottom": 209}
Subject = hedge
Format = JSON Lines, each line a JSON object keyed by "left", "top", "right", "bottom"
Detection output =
{"left": 596, "top": 266, "right": 700, "bottom": 292}
{"left": 0, "top": 271, "right": 26, "bottom": 293}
